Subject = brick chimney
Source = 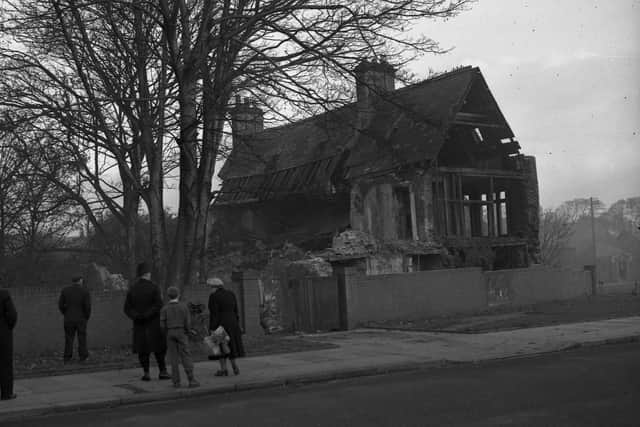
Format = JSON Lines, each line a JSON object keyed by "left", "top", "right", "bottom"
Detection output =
{"left": 231, "top": 96, "right": 264, "bottom": 138}
{"left": 354, "top": 58, "right": 396, "bottom": 107}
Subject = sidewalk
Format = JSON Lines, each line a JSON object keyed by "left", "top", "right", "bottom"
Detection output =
{"left": 2, "top": 316, "right": 639, "bottom": 422}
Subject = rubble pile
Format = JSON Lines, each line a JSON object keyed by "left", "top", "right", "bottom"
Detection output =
{"left": 330, "top": 230, "right": 377, "bottom": 258}
{"left": 85, "top": 262, "right": 128, "bottom": 290}
{"left": 288, "top": 257, "right": 333, "bottom": 277}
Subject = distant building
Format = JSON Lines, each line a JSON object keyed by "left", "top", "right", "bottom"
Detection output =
{"left": 563, "top": 216, "right": 639, "bottom": 283}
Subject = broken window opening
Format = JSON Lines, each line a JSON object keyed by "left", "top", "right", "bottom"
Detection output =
{"left": 434, "top": 172, "right": 520, "bottom": 239}
{"left": 491, "top": 193, "right": 499, "bottom": 237}
{"left": 463, "top": 195, "right": 472, "bottom": 237}
{"left": 393, "top": 186, "right": 414, "bottom": 240}
{"left": 410, "top": 254, "right": 443, "bottom": 271}
{"left": 480, "top": 194, "right": 489, "bottom": 236}
{"left": 498, "top": 191, "right": 508, "bottom": 236}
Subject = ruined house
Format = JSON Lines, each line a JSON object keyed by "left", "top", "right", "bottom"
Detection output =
{"left": 212, "top": 60, "right": 540, "bottom": 275}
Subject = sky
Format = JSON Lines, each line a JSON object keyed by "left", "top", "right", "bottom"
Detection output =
{"left": 410, "top": 0, "right": 640, "bottom": 209}
{"left": 165, "top": 0, "right": 639, "bottom": 212}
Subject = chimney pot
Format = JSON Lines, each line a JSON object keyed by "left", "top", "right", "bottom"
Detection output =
{"left": 231, "top": 97, "right": 264, "bottom": 138}
{"left": 354, "top": 58, "right": 396, "bottom": 103}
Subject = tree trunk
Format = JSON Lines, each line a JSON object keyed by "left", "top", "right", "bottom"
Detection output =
{"left": 195, "top": 96, "right": 225, "bottom": 284}
{"left": 122, "top": 177, "right": 140, "bottom": 282}
{"left": 167, "top": 77, "right": 199, "bottom": 293}
{"left": 134, "top": 1, "right": 167, "bottom": 287}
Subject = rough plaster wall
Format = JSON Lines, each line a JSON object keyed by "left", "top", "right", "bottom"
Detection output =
{"left": 350, "top": 183, "right": 366, "bottom": 232}
{"left": 353, "top": 182, "right": 396, "bottom": 239}
{"left": 11, "top": 288, "right": 131, "bottom": 355}
{"left": 343, "top": 266, "right": 592, "bottom": 328}
{"left": 365, "top": 185, "right": 381, "bottom": 236}
{"left": 10, "top": 283, "right": 261, "bottom": 355}
{"left": 345, "top": 268, "right": 486, "bottom": 327}
{"left": 366, "top": 254, "right": 405, "bottom": 275}
{"left": 484, "top": 266, "right": 590, "bottom": 305}
{"left": 380, "top": 184, "right": 395, "bottom": 239}
{"left": 351, "top": 169, "right": 436, "bottom": 244}
{"left": 414, "top": 172, "right": 436, "bottom": 242}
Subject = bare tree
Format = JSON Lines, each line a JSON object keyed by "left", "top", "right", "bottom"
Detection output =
{"left": 557, "top": 197, "right": 605, "bottom": 222}
{"left": 0, "top": 140, "right": 26, "bottom": 271}
{"left": 1, "top": 0, "right": 475, "bottom": 290}
{"left": 539, "top": 207, "right": 575, "bottom": 267}
{"left": 0, "top": 133, "right": 78, "bottom": 282}
{"left": 156, "top": 0, "right": 475, "bottom": 290}
{"left": 0, "top": 0, "right": 178, "bottom": 281}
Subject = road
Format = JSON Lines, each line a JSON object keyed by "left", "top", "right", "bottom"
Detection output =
{"left": 6, "top": 342, "right": 640, "bottom": 426}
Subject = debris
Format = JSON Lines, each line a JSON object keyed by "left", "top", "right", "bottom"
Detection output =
{"left": 331, "top": 229, "right": 377, "bottom": 257}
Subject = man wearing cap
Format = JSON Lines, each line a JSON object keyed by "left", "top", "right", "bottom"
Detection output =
{"left": 124, "top": 262, "right": 170, "bottom": 381}
{"left": 58, "top": 275, "right": 91, "bottom": 363}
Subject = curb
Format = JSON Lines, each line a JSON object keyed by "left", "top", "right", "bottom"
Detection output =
{"left": 1, "top": 335, "right": 639, "bottom": 422}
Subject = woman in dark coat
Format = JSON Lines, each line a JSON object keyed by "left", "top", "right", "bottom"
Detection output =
{"left": 0, "top": 287, "right": 17, "bottom": 400}
{"left": 124, "top": 262, "right": 170, "bottom": 381}
{"left": 208, "top": 277, "right": 245, "bottom": 376}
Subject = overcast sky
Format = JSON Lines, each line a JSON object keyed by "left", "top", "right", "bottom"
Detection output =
{"left": 411, "top": 0, "right": 640, "bottom": 209}
{"left": 177, "top": 0, "right": 639, "bottom": 212}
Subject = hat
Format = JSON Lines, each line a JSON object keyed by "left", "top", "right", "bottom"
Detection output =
{"left": 136, "top": 262, "right": 151, "bottom": 277}
{"left": 206, "top": 277, "right": 224, "bottom": 287}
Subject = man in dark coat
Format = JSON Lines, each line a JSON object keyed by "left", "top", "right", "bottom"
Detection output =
{"left": 58, "top": 275, "right": 91, "bottom": 363}
{"left": 124, "top": 262, "right": 170, "bottom": 381}
{"left": 0, "top": 287, "right": 18, "bottom": 400}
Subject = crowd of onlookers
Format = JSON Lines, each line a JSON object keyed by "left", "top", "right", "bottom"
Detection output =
{"left": 0, "top": 262, "right": 244, "bottom": 401}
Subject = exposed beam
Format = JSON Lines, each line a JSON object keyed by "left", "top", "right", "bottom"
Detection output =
{"left": 454, "top": 112, "right": 507, "bottom": 129}
{"left": 437, "top": 167, "right": 526, "bottom": 179}
{"left": 453, "top": 120, "right": 506, "bottom": 129}
{"left": 500, "top": 141, "right": 521, "bottom": 154}
{"left": 455, "top": 112, "right": 490, "bottom": 121}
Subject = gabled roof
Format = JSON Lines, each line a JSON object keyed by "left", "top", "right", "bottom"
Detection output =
{"left": 216, "top": 66, "right": 515, "bottom": 205}
{"left": 219, "top": 105, "right": 358, "bottom": 179}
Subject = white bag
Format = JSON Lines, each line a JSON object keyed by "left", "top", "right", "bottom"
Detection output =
{"left": 212, "top": 326, "right": 227, "bottom": 338}
{"left": 203, "top": 335, "right": 221, "bottom": 356}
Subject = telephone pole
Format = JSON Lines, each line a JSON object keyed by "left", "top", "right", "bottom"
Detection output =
{"left": 590, "top": 197, "right": 597, "bottom": 295}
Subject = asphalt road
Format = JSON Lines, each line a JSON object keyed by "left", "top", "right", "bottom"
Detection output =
{"left": 6, "top": 342, "right": 640, "bottom": 427}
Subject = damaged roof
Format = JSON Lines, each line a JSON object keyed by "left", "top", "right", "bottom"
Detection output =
{"left": 216, "top": 66, "right": 514, "bottom": 205}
